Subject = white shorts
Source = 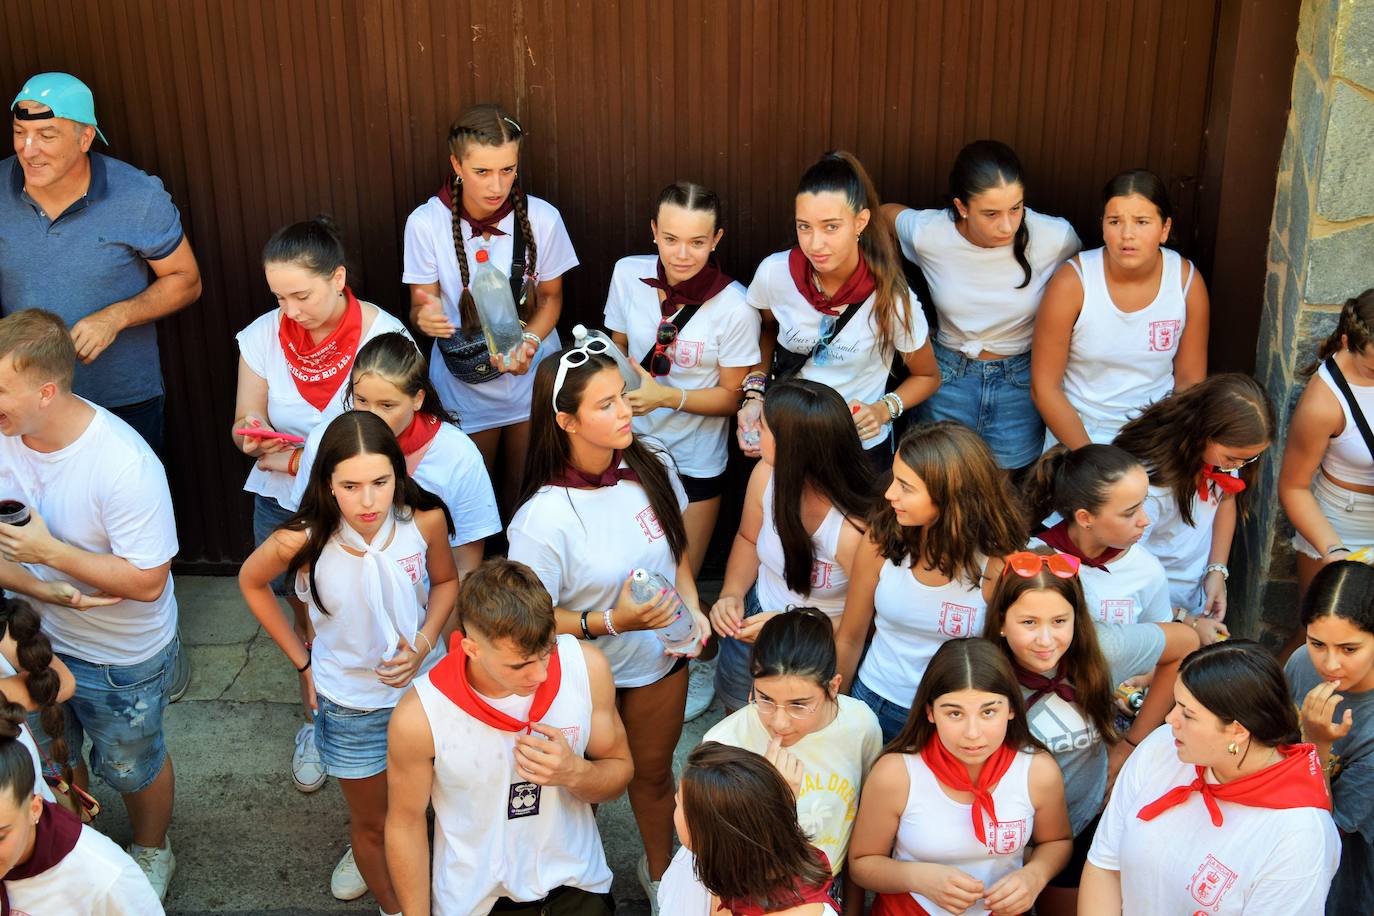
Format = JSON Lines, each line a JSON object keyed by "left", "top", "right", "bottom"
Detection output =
{"left": 1290, "top": 472, "right": 1374, "bottom": 559}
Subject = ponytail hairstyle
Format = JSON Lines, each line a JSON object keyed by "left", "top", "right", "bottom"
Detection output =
{"left": 1101, "top": 168, "right": 1174, "bottom": 223}
{"left": 518, "top": 350, "right": 688, "bottom": 562}
{"left": 1301, "top": 288, "right": 1374, "bottom": 377}
{"left": 1114, "top": 373, "right": 1274, "bottom": 526}
{"left": 262, "top": 215, "right": 349, "bottom": 279}
{"left": 284, "top": 411, "right": 454, "bottom": 615}
{"left": 763, "top": 379, "right": 874, "bottom": 594}
{"left": 0, "top": 597, "right": 66, "bottom": 790}
{"left": 1021, "top": 443, "right": 1144, "bottom": 531}
{"left": 347, "top": 332, "right": 459, "bottom": 426}
{"left": 981, "top": 551, "right": 1120, "bottom": 744}
{"left": 654, "top": 180, "right": 723, "bottom": 233}
{"left": 796, "top": 150, "right": 914, "bottom": 357}
{"left": 0, "top": 706, "right": 35, "bottom": 805}
{"left": 681, "top": 742, "right": 832, "bottom": 909}
{"left": 749, "top": 607, "right": 838, "bottom": 694}
{"left": 446, "top": 103, "right": 537, "bottom": 334}
{"left": 869, "top": 421, "right": 1026, "bottom": 586}
{"left": 1180, "top": 640, "right": 1302, "bottom": 750}
{"left": 947, "top": 140, "right": 1031, "bottom": 288}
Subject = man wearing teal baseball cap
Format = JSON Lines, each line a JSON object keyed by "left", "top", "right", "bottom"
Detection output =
{"left": 1, "top": 71, "right": 201, "bottom": 455}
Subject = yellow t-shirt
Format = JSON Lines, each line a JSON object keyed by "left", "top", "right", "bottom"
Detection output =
{"left": 703, "top": 694, "right": 883, "bottom": 873}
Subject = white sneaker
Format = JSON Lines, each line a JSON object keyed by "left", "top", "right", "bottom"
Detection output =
{"left": 684, "top": 659, "right": 716, "bottom": 723}
{"left": 292, "top": 722, "right": 326, "bottom": 793}
{"left": 638, "top": 853, "right": 661, "bottom": 915}
{"left": 332, "top": 846, "right": 368, "bottom": 901}
{"left": 129, "top": 840, "right": 176, "bottom": 902}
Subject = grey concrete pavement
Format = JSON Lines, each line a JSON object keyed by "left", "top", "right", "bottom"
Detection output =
{"left": 83, "top": 576, "right": 723, "bottom": 915}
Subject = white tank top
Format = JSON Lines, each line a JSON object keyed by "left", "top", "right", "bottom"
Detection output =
{"left": 413, "top": 635, "right": 612, "bottom": 915}
{"left": 754, "top": 475, "right": 849, "bottom": 618}
{"left": 892, "top": 750, "right": 1037, "bottom": 916}
{"left": 297, "top": 511, "right": 440, "bottom": 710}
{"left": 857, "top": 554, "right": 988, "bottom": 708}
{"left": 1314, "top": 361, "right": 1374, "bottom": 484}
{"left": 1060, "top": 247, "right": 1193, "bottom": 439}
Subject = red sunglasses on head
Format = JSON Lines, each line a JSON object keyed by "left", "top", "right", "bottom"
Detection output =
{"left": 1003, "top": 551, "right": 1081, "bottom": 579}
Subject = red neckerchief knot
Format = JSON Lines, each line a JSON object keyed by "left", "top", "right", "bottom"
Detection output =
{"left": 277, "top": 287, "right": 364, "bottom": 411}
{"left": 786, "top": 247, "right": 875, "bottom": 317}
{"left": 920, "top": 739, "right": 1018, "bottom": 846}
{"left": 639, "top": 257, "right": 734, "bottom": 317}
{"left": 427, "top": 634, "right": 562, "bottom": 733}
{"left": 1137, "top": 743, "right": 1330, "bottom": 827}
{"left": 1197, "top": 465, "right": 1246, "bottom": 503}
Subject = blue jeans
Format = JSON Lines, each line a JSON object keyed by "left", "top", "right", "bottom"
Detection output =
{"left": 852, "top": 675, "right": 911, "bottom": 746}
{"left": 31, "top": 636, "right": 179, "bottom": 794}
{"left": 107, "top": 394, "right": 165, "bottom": 457}
{"left": 713, "top": 584, "right": 763, "bottom": 712}
{"left": 917, "top": 341, "right": 1044, "bottom": 469}
{"left": 252, "top": 493, "right": 296, "bottom": 596}
{"left": 313, "top": 696, "right": 394, "bottom": 780}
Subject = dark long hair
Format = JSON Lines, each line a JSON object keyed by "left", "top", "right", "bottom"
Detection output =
{"left": 749, "top": 607, "right": 837, "bottom": 690}
{"left": 284, "top": 411, "right": 453, "bottom": 615}
{"left": 1114, "top": 373, "right": 1274, "bottom": 526}
{"left": 1301, "top": 288, "right": 1374, "bottom": 377}
{"left": 0, "top": 597, "right": 66, "bottom": 787}
{"left": 797, "top": 150, "right": 915, "bottom": 357}
{"left": 947, "top": 140, "right": 1031, "bottom": 288}
{"left": 886, "top": 638, "right": 1041, "bottom": 756}
{"left": 764, "top": 379, "right": 874, "bottom": 594}
{"left": 981, "top": 553, "right": 1120, "bottom": 744}
{"left": 0, "top": 706, "right": 35, "bottom": 804}
{"left": 1301, "top": 560, "right": 1374, "bottom": 633}
{"left": 347, "top": 332, "right": 458, "bottom": 426}
{"left": 517, "top": 350, "right": 688, "bottom": 562}
{"left": 1180, "top": 640, "right": 1302, "bottom": 749}
{"left": 1021, "top": 443, "right": 1144, "bottom": 531}
{"left": 446, "top": 103, "right": 537, "bottom": 333}
{"left": 655, "top": 180, "right": 723, "bottom": 233}
{"left": 262, "top": 216, "right": 348, "bottom": 278}
{"left": 682, "top": 742, "right": 832, "bottom": 909}
{"left": 1101, "top": 169, "right": 1173, "bottom": 222}
{"left": 870, "top": 421, "right": 1026, "bottom": 586}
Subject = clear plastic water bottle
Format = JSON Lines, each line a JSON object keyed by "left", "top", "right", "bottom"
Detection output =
{"left": 574, "top": 325, "right": 641, "bottom": 391}
{"left": 470, "top": 248, "right": 525, "bottom": 360}
{"left": 629, "top": 568, "right": 701, "bottom": 654}
{"left": 742, "top": 428, "right": 761, "bottom": 449}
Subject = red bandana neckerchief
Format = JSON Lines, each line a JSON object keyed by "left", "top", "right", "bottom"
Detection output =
{"left": 549, "top": 451, "right": 641, "bottom": 489}
{"left": 1, "top": 801, "right": 81, "bottom": 916}
{"left": 1137, "top": 743, "right": 1330, "bottom": 827}
{"left": 787, "top": 247, "right": 875, "bottom": 317}
{"left": 395, "top": 413, "right": 441, "bottom": 458}
{"left": 639, "top": 257, "right": 734, "bottom": 318}
{"left": 1037, "top": 520, "right": 1122, "bottom": 571}
{"left": 437, "top": 180, "right": 515, "bottom": 238}
{"left": 1015, "top": 664, "right": 1077, "bottom": 708}
{"left": 920, "top": 739, "right": 1019, "bottom": 846}
{"left": 427, "top": 634, "right": 562, "bottom": 733}
{"left": 719, "top": 849, "right": 833, "bottom": 916}
{"left": 1197, "top": 465, "right": 1246, "bottom": 503}
{"left": 872, "top": 892, "right": 933, "bottom": 916}
{"left": 277, "top": 287, "right": 364, "bottom": 411}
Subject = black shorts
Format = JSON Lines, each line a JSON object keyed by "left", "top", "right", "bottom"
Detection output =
{"left": 679, "top": 472, "right": 727, "bottom": 503}
{"left": 1048, "top": 812, "right": 1102, "bottom": 889}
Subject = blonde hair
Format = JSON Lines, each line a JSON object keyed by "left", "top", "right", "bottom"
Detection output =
{"left": 0, "top": 310, "right": 75, "bottom": 390}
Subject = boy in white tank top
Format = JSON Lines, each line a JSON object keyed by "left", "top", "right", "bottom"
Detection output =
{"left": 385, "top": 560, "right": 633, "bottom": 916}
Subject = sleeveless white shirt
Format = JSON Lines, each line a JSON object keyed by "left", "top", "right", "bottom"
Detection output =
{"left": 413, "top": 635, "right": 612, "bottom": 915}
{"left": 1313, "top": 361, "right": 1374, "bottom": 484}
{"left": 754, "top": 475, "right": 850, "bottom": 619}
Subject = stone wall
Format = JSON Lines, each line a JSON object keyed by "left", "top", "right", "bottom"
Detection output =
{"left": 1242, "top": 0, "right": 1374, "bottom": 646}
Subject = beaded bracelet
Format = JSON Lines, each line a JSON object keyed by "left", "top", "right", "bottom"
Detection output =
{"left": 742, "top": 372, "right": 768, "bottom": 395}
{"left": 602, "top": 608, "right": 619, "bottom": 637}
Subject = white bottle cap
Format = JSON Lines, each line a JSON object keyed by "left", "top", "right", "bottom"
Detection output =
{"left": 572, "top": 324, "right": 588, "bottom": 344}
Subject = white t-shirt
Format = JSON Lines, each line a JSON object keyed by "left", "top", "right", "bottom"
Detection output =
{"left": 285, "top": 419, "right": 501, "bottom": 548}
{"left": 657, "top": 847, "right": 713, "bottom": 916}
{"left": 507, "top": 455, "right": 688, "bottom": 688}
{"left": 0, "top": 403, "right": 177, "bottom": 665}
{"left": 746, "top": 250, "right": 928, "bottom": 450}
{"left": 235, "top": 303, "right": 409, "bottom": 503}
{"left": 3, "top": 820, "right": 164, "bottom": 915}
{"left": 1140, "top": 477, "right": 1228, "bottom": 614}
{"left": 402, "top": 194, "right": 578, "bottom": 433}
{"left": 1028, "top": 537, "right": 1171, "bottom": 626}
{"left": 1087, "top": 726, "right": 1340, "bottom": 915}
{"left": 894, "top": 207, "right": 1079, "bottom": 357}
{"left": 704, "top": 695, "right": 882, "bottom": 873}
{"left": 603, "top": 255, "right": 761, "bottom": 477}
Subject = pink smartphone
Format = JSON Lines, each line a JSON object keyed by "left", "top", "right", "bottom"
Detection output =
{"left": 234, "top": 428, "right": 305, "bottom": 444}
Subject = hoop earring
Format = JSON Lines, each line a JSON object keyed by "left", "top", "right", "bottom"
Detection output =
{"left": 1227, "top": 741, "right": 1239, "bottom": 756}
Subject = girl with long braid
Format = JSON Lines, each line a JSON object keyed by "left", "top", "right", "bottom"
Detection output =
{"left": 0, "top": 596, "right": 75, "bottom": 809}
{"left": 404, "top": 103, "right": 578, "bottom": 513}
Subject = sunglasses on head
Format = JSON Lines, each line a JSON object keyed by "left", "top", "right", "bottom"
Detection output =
{"left": 650, "top": 320, "right": 678, "bottom": 378}
{"left": 1003, "top": 551, "right": 1081, "bottom": 579}
{"left": 551, "top": 336, "right": 615, "bottom": 411}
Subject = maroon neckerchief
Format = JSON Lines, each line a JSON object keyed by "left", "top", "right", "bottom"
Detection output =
{"left": 1137, "top": 743, "right": 1330, "bottom": 827}
{"left": 437, "top": 179, "right": 515, "bottom": 238}
{"left": 1015, "top": 664, "right": 1077, "bottom": 708}
{"left": 1, "top": 801, "right": 81, "bottom": 916}
{"left": 639, "top": 257, "right": 734, "bottom": 317}
{"left": 1038, "top": 520, "right": 1122, "bottom": 572}
{"left": 427, "top": 634, "right": 562, "bottom": 734}
{"left": 786, "top": 247, "right": 875, "bottom": 317}
{"left": 549, "top": 451, "right": 641, "bottom": 489}
{"left": 1197, "top": 465, "right": 1246, "bottom": 503}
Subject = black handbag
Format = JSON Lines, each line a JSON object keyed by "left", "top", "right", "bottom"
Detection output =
{"left": 770, "top": 303, "right": 862, "bottom": 381}
{"left": 436, "top": 225, "right": 528, "bottom": 385}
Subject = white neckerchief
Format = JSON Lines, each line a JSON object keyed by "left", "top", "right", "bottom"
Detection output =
{"left": 335, "top": 509, "right": 422, "bottom": 662}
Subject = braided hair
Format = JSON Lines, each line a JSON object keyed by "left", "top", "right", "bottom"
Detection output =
{"left": 0, "top": 597, "right": 67, "bottom": 786}
{"left": 1301, "top": 288, "right": 1374, "bottom": 377}
{"left": 446, "top": 103, "right": 539, "bottom": 335}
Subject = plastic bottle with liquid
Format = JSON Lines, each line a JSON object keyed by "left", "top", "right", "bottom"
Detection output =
{"left": 470, "top": 248, "right": 525, "bottom": 360}
{"left": 629, "top": 568, "right": 701, "bottom": 654}
{"left": 574, "top": 324, "right": 641, "bottom": 391}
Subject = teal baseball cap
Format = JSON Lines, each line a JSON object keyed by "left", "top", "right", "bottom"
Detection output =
{"left": 11, "top": 72, "right": 108, "bottom": 144}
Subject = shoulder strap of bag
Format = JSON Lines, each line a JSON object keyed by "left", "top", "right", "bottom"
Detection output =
{"left": 639, "top": 303, "right": 705, "bottom": 372}
{"left": 508, "top": 219, "right": 528, "bottom": 304}
{"left": 813, "top": 302, "right": 863, "bottom": 355}
{"left": 1325, "top": 356, "right": 1374, "bottom": 460}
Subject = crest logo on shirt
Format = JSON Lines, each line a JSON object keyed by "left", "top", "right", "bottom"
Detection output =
{"left": 938, "top": 602, "right": 977, "bottom": 637}
{"left": 672, "top": 339, "right": 704, "bottom": 369}
{"left": 559, "top": 725, "right": 581, "bottom": 748}
{"left": 636, "top": 507, "right": 665, "bottom": 541}
{"left": 508, "top": 781, "right": 541, "bottom": 819}
{"left": 1097, "top": 599, "right": 1133, "bottom": 626}
{"left": 1148, "top": 319, "right": 1181, "bottom": 352}
{"left": 1188, "top": 854, "right": 1237, "bottom": 908}
{"left": 810, "top": 561, "right": 834, "bottom": 590}
{"left": 398, "top": 552, "right": 424, "bottom": 584}
{"left": 986, "top": 819, "right": 1027, "bottom": 856}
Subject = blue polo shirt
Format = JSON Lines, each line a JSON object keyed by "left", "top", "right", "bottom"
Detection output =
{"left": 0, "top": 153, "right": 184, "bottom": 407}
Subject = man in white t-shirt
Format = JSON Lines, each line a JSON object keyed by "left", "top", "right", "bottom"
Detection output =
{"left": 0, "top": 309, "right": 179, "bottom": 900}
{"left": 386, "top": 559, "right": 632, "bottom": 916}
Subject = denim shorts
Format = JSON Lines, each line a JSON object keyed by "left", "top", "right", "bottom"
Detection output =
{"left": 252, "top": 493, "right": 295, "bottom": 596}
{"left": 851, "top": 675, "right": 911, "bottom": 746}
{"left": 313, "top": 696, "right": 394, "bottom": 780}
{"left": 30, "top": 636, "right": 179, "bottom": 794}
{"left": 916, "top": 341, "right": 1044, "bottom": 469}
{"left": 713, "top": 584, "right": 764, "bottom": 712}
